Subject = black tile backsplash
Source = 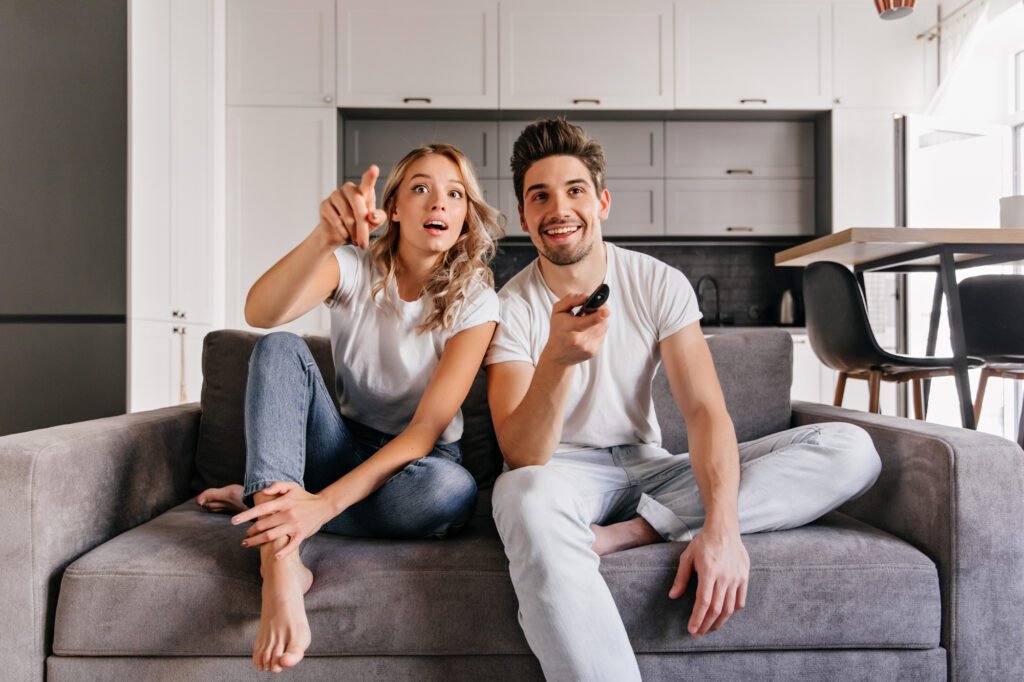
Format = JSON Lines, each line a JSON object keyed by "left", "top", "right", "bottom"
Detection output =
{"left": 491, "top": 240, "right": 804, "bottom": 327}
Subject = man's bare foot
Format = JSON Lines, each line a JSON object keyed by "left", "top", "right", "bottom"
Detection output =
{"left": 591, "top": 517, "right": 664, "bottom": 556}
{"left": 253, "top": 543, "right": 314, "bottom": 673}
{"left": 197, "top": 484, "right": 246, "bottom": 514}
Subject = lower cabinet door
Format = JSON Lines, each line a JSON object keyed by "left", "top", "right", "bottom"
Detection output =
{"left": 666, "top": 179, "right": 814, "bottom": 237}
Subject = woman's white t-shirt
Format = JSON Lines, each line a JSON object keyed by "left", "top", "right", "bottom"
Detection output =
{"left": 327, "top": 245, "right": 499, "bottom": 443}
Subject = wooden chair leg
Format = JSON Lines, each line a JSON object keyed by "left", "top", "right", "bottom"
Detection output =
{"left": 868, "top": 371, "right": 881, "bottom": 414}
{"left": 974, "top": 368, "right": 990, "bottom": 423}
{"left": 912, "top": 379, "right": 924, "bottom": 420}
{"left": 834, "top": 372, "right": 848, "bottom": 408}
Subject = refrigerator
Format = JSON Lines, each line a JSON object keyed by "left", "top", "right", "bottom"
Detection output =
{"left": 0, "top": 0, "right": 128, "bottom": 436}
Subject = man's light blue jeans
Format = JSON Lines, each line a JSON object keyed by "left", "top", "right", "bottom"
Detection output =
{"left": 242, "top": 332, "right": 477, "bottom": 538}
{"left": 492, "top": 422, "right": 882, "bottom": 681}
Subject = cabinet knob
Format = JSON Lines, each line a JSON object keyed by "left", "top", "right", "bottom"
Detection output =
{"left": 402, "top": 97, "right": 432, "bottom": 104}
{"left": 323, "top": 95, "right": 333, "bottom": 103}
{"left": 572, "top": 98, "right": 601, "bottom": 105}
{"left": 739, "top": 98, "right": 768, "bottom": 104}
{"left": 172, "top": 309, "right": 180, "bottom": 318}
{"left": 834, "top": 97, "right": 843, "bottom": 105}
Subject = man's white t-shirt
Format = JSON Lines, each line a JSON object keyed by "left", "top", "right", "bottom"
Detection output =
{"left": 484, "top": 243, "right": 701, "bottom": 453}
{"left": 327, "top": 245, "right": 499, "bottom": 443}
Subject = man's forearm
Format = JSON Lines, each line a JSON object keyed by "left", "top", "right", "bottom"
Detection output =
{"left": 685, "top": 407, "right": 741, "bottom": 534}
{"left": 496, "top": 353, "right": 576, "bottom": 468}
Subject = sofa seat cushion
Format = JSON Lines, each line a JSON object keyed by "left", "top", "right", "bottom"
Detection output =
{"left": 54, "top": 501, "right": 939, "bottom": 657}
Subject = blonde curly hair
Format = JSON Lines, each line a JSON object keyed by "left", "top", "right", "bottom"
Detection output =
{"left": 369, "top": 144, "right": 505, "bottom": 333}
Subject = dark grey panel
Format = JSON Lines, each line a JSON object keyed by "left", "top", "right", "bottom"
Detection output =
{"left": 344, "top": 120, "right": 499, "bottom": 179}
{"left": 0, "top": 0, "right": 127, "bottom": 315}
{"left": 0, "top": 324, "right": 126, "bottom": 436}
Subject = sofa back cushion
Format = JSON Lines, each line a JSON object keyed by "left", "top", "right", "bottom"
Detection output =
{"left": 194, "top": 329, "right": 792, "bottom": 493}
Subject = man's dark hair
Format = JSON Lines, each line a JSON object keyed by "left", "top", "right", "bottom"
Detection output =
{"left": 510, "top": 118, "right": 606, "bottom": 208}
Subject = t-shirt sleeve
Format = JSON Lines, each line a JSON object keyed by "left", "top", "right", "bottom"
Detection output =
{"left": 484, "top": 295, "right": 535, "bottom": 366}
{"left": 327, "top": 245, "right": 365, "bottom": 308}
{"left": 450, "top": 281, "right": 500, "bottom": 336}
{"left": 654, "top": 265, "right": 703, "bottom": 341}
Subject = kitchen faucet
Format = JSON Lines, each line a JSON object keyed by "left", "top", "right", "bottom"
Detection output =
{"left": 695, "top": 275, "right": 720, "bottom": 325}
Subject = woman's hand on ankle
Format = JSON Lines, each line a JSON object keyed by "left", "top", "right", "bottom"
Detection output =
{"left": 232, "top": 485, "right": 335, "bottom": 559}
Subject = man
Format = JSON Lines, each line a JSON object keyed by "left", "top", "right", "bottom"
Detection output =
{"left": 484, "top": 119, "right": 881, "bottom": 681}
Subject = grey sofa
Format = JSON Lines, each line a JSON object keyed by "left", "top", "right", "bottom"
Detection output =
{"left": 3, "top": 329, "right": 1023, "bottom": 681}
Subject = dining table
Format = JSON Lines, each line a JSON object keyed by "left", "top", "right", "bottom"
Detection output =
{"left": 775, "top": 227, "right": 1024, "bottom": 429}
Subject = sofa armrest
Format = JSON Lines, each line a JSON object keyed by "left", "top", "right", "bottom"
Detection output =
{"left": 0, "top": 404, "right": 199, "bottom": 681}
{"left": 791, "top": 401, "right": 1024, "bottom": 681}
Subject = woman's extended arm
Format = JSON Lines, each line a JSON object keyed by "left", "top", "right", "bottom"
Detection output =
{"left": 245, "top": 166, "right": 385, "bottom": 328}
{"left": 233, "top": 320, "right": 497, "bottom": 556}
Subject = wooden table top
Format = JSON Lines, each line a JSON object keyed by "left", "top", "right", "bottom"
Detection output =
{"left": 775, "top": 228, "right": 1024, "bottom": 268}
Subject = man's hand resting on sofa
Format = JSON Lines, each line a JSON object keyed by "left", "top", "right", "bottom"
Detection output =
{"left": 670, "top": 527, "right": 750, "bottom": 637}
{"left": 233, "top": 482, "right": 335, "bottom": 559}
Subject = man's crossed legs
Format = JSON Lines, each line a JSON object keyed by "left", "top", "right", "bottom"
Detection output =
{"left": 492, "top": 422, "right": 881, "bottom": 682}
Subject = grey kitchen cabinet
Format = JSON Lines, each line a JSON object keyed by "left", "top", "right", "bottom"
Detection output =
{"left": 665, "top": 121, "right": 814, "bottom": 179}
{"left": 498, "top": 121, "right": 665, "bottom": 179}
{"left": 665, "top": 178, "right": 814, "bottom": 237}
{"left": 344, "top": 120, "right": 500, "bottom": 180}
{"left": 498, "top": 178, "right": 664, "bottom": 237}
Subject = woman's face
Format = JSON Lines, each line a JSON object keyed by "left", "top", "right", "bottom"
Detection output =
{"left": 391, "top": 154, "right": 470, "bottom": 257}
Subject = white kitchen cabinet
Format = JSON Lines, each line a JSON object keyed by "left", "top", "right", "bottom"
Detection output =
{"left": 675, "top": 0, "right": 832, "bottom": 110}
{"left": 830, "top": 109, "right": 898, "bottom": 230}
{"left": 227, "top": 106, "right": 335, "bottom": 336}
{"left": 132, "top": 0, "right": 216, "bottom": 326}
{"left": 129, "top": 320, "right": 210, "bottom": 411}
{"left": 666, "top": 179, "right": 815, "bottom": 237}
{"left": 832, "top": 0, "right": 938, "bottom": 110}
{"left": 227, "top": 0, "right": 335, "bottom": 107}
{"left": 337, "top": 0, "right": 498, "bottom": 109}
{"left": 791, "top": 333, "right": 827, "bottom": 403}
{"left": 500, "top": 0, "right": 674, "bottom": 110}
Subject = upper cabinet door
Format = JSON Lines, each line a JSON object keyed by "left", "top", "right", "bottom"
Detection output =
{"left": 500, "top": 0, "right": 674, "bottom": 110}
{"left": 675, "top": 1, "right": 833, "bottom": 110}
{"left": 337, "top": 0, "right": 498, "bottom": 109}
{"left": 832, "top": 0, "right": 938, "bottom": 110}
{"left": 227, "top": 0, "right": 336, "bottom": 107}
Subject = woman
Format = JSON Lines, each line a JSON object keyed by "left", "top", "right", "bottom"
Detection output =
{"left": 198, "top": 144, "right": 503, "bottom": 673}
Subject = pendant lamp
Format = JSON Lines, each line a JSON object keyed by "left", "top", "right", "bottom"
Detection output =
{"left": 875, "top": 0, "right": 916, "bottom": 19}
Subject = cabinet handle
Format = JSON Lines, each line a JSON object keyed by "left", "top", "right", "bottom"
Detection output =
{"left": 726, "top": 169, "right": 753, "bottom": 175}
{"left": 177, "top": 325, "right": 187, "bottom": 404}
{"left": 572, "top": 98, "right": 601, "bottom": 105}
{"left": 323, "top": 95, "right": 333, "bottom": 103}
{"left": 726, "top": 226, "right": 754, "bottom": 232}
{"left": 403, "top": 97, "right": 432, "bottom": 104}
{"left": 739, "top": 98, "right": 768, "bottom": 104}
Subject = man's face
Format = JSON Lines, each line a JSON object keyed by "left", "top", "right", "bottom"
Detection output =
{"left": 518, "top": 155, "right": 610, "bottom": 266}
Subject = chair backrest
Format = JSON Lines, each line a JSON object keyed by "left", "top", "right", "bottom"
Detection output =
{"left": 803, "top": 261, "right": 887, "bottom": 372}
{"left": 959, "top": 275, "right": 1024, "bottom": 358}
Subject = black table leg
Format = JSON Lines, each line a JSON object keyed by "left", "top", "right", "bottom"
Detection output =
{"left": 922, "top": 272, "right": 944, "bottom": 414}
{"left": 939, "top": 249, "right": 976, "bottom": 429}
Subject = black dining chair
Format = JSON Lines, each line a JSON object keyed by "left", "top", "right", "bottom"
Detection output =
{"left": 958, "top": 274, "right": 1024, "bottom": 446}
{"left": 803, "top": 261, "right": 983, "bottom": 419}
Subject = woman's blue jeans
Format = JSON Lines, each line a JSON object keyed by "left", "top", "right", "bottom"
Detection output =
{"left": 241, "top": 332, "right": 477, "bottom": 539}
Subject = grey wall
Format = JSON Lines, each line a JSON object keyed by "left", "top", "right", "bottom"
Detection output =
{"left": 0, "top": 0, "right": 127, "bottom": 316}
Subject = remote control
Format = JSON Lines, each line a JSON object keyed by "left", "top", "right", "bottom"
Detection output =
{"left": 576, "top": 283, "right": 610, "bottom": 316}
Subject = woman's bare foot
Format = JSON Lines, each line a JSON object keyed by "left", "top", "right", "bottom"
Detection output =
{"left": 591, "top": 517, "right": 663, "bottom": 556}
{"left": 253, "top": 538, "right": 314, "bottom": 673}
{"left": 196, "top": 484, "right": 246, "bottom": 514}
